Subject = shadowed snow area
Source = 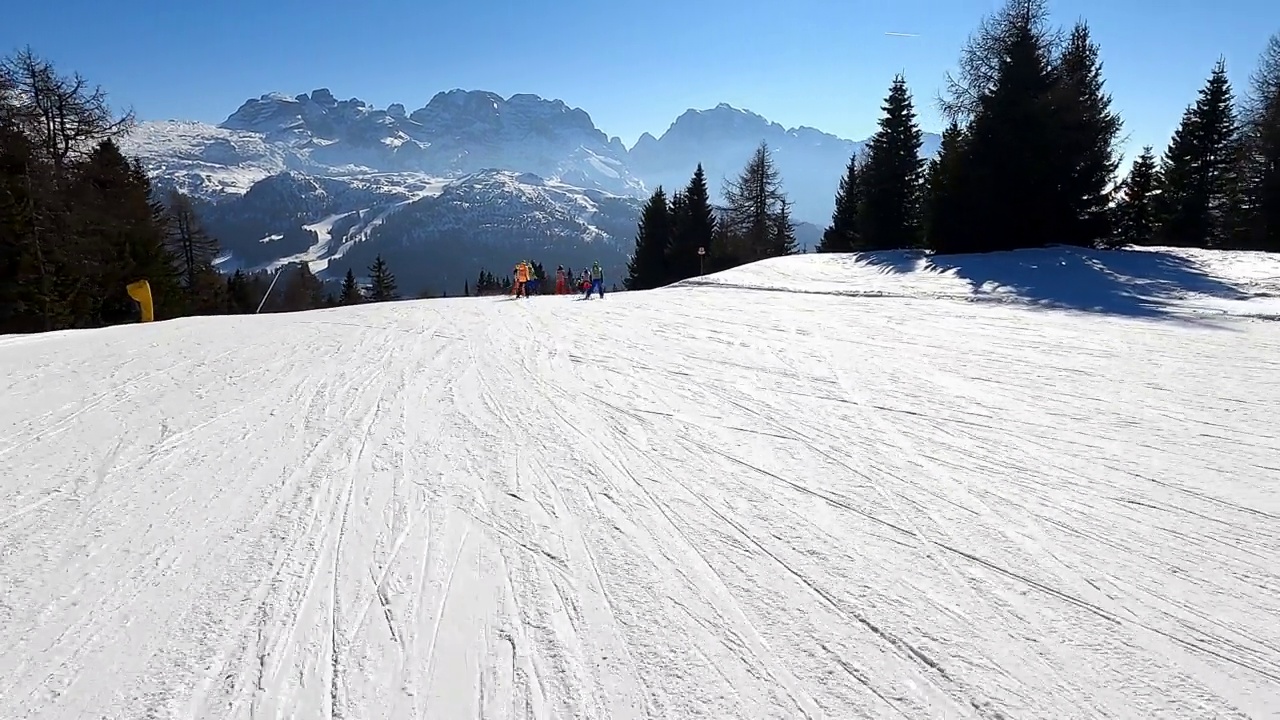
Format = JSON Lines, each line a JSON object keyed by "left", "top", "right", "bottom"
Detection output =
{"left": 1, "top": 247, "right": 1278, "bottom": 719}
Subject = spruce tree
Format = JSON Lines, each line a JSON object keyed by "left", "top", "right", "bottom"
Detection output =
{"left": 667, "top": 164, "right": 716, "bottom": 281}
{"left": 223, "top": 270, "right": 247, "bottom": 313}
{"left": 941, "top": 0, "right": 1062, "bottom": 253}
{"left": 858, "top": 75, "right": 926, "bottom": 250}
{"left": 1053, "top": 21, "right": 1123, "bottom": 246}
{"left": 0, "top": 120, "right": 44, "bottom": 332}
{"left": 708, "top": 216, "right": 737, "bottom": 272}
{"left": 1115, "top": 147, "right": 1161, "bottom": 246}
{"left": 280, "top": 263, "right": 325, "bottom": 311}
{"left": 771, "top": 196, "right": 798, "bottom": 256}
{"left": 1158, "top": 59, "right": 1243, "bottom": 248}
{"left": 624, "top": 186, "right": 672, "bottom": 290}
{"left": 339, "top": 268, "right": 362, "bottom": 304}
{"left": 819, "top": 152, "right": 863, "bottom": 252}
{"left": 665, "top": 188, "right": 688, "bottom": 284}
{"left": 366, "top": 255, "right": 399, "bottom": 301}
{"left": 75, "top": 140, "right": 181, "bottom": 324}
{"left": 1242, "top": 32, "right": 1280, "bottom": 251}
{"left": 923, "top": 123, "right": 968, "bottom": 253}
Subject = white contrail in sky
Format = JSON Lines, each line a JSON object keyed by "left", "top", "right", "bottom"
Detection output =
{"left": 884, "top": 31, "right": 920, "bottom": 37}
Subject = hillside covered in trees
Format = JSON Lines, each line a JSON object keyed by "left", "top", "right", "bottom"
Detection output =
{"left": 623, "top": 0, "right": 1280, "bottom": 291}
{"left": 0, "top": 49, "right": 423, "bottom": 334}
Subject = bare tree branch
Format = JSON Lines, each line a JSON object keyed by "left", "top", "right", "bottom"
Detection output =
{"left": 0, "top": 47, "right": 134, "bottom": 173}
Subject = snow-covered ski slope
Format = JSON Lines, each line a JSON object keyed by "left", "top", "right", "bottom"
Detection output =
{"left": 2, "top": 246, "right": 1279, "bottom": 719}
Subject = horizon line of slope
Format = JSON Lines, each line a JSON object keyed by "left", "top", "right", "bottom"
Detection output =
{"left": 670, "top": 245, "right": 1280, "bottom": 322}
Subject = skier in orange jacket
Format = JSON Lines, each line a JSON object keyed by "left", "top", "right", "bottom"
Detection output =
{"left": 513, "top": 261, "right": 530, "bottom": 297}
{"left": 555, "top": 265, "right": 567, "bottom": 294}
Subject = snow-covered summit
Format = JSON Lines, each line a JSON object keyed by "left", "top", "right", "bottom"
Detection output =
{"left": 121, "top": 87, "right": 940, "bottom": 225}
{"left": 122, "top": 88, "right": 644, "bottom": 198}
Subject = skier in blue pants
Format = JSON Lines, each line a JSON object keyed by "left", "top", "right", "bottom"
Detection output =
{"left": 584, "top": 262, "right": 605, "bottom": 299}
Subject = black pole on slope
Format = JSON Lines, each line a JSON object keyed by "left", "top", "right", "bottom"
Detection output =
{"left": 698, "top": 246, "right": 706, "bottom": 275}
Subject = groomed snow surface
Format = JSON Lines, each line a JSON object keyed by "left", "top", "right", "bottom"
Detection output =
{"left": 2, "top": 246, "right": 1278, "bottom": 719}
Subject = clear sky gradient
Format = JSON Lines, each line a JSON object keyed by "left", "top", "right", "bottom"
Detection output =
{"left": 5, "top": 0, "right": 1277, "bottom": 163}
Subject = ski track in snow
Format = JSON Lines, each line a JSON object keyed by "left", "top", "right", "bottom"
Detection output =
{"left": 2, "top": 256, "right": 1279, "bottom": 719}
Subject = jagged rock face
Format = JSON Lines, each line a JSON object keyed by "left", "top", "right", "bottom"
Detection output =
{"left": 120, "top": 87, "right": 940, "bottom": 292}
{"left": 210, "top": 88, "right": 642, "bottom": 195}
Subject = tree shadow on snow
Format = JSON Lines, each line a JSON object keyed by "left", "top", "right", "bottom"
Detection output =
{"left": 851, "top": 246, "right": 1254, "bottom": 324}
{"left": 853, "top": 249, "right": 929, "bottom": 275}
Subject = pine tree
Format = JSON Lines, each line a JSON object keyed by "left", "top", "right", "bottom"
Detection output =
{"left": 665, "top": 189, "right": 687, "bottom": 284}
{"left": 940, "top": 0, "right": 1063, "bottom": 253}
{"left": 923, "top": 123, "right": 968, "bottom": 253}
{"left": 225, "top": 269, "right": 257, "bottom": 313}
{"left": 366, "top": 255, "right": 399, "bottom": 301}
{"left": 1115, "top": 147, "right": 1161, "bottom": 246}
{"left": 721, "top": 142, "right": 795, "bottom": 262}
{"left": 1242, "top": 32, "right": 1280, "bottom": 251}
{"left": 858, "top": 75, "right": 927, "bottom": 250}
{"left": 1052, "top": 21, "right": 1123, "bottom": 246}
{"left": 0, "top": 119, "right": 45, "bottom": 332}
{"left": 771, "top": 196, "right": 798, "bottom": 256}
{"left": 818, "top": 153, "right": 863, "bottom": 252}
{"left": 624, "top": 186, "right": 672, "bottom": 290}
{"left": 280, "top": 263, "right": 325, "bottom": 311}
{"left": 75, "top": 140, "right": 182, "bottom": 324}
{"left": 1158, "top": 59, "right": 1244, "bottom": 248}
{"left": 0, "top": 49, "right": 140, "bottom": 332}
{"left": 708, "top": 218, "right": 736, "bottom": 273}
{"left": 339, "top": 268, "right": 362, "bottom": 304}
{"left": 666, "top": 164, "right": 717, "bottom": 280}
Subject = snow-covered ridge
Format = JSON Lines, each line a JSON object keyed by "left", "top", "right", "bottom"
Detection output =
{"left": 120, "top": 88, "right": 941, "bottom": 224}
{"left": 121, "top": 88, "right": 645, "bottom": 199}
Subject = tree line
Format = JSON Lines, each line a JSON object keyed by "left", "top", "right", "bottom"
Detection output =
{"left": 624, "top": 0, "right": 1280, "bottom": 292}
{"left": 0, "top": 45, "right": 414, "bottom": 334}
{"left": 624, "top": 155, "right": 798, "bottom": 290}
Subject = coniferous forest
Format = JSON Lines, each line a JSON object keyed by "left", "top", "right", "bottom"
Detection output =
{"left": 625, "top": 1, "right": 1280, "bottom": 289}
{"left": 0, "top": 48, "right": 414, "bottom": 334}
{"left": 4, "top": 0, "right": 1280, "bottom": 334}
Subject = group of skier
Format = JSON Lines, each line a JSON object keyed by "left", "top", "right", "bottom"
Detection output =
{"left": 512, "top": 261, "right": 604, "bottom": 300}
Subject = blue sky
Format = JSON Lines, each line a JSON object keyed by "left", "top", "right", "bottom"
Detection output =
{"left": 4, "top": 0, "right": 1277, "bottom": 165}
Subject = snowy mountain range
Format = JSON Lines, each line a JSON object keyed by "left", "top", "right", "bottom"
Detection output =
{"left": 119, "top": 88, "right": 941, "bottom": 292}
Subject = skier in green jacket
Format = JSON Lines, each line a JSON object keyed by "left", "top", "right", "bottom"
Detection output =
{"left": 584, "top": 262, "right": 605, "bottom": 299}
